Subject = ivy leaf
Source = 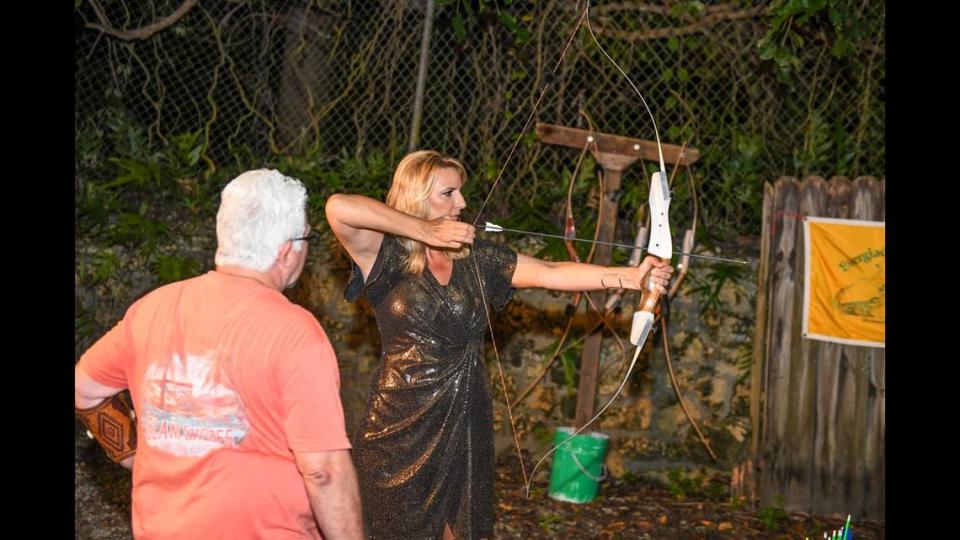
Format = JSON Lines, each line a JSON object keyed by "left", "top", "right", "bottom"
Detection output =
{"left": 499, "top": 12, "right": 527, "bottom": 41}
{"left": 828, "top": 6, "right": 842, "bottom": 26}
{"left": 452, "top": 12, "right": 466, "bottom": 42}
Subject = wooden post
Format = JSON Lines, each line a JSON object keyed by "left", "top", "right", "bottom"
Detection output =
{"left": 534, "top": 122, "right": 698, "bottom": 429}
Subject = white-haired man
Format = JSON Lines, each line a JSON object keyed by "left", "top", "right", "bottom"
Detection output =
{"left": 75, "top": 169, "right": 365, "bottom": 539}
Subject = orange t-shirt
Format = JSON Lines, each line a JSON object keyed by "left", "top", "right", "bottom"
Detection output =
{"left": 78, "top": 270, "right": 351, "bottom": 539}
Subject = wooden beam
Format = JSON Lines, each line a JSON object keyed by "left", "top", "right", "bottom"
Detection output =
{"left": 535, "top": 122, "right": 699, "bottom": 167}
{"left": 573, "top": 168, "right": 623, "bottom": 431}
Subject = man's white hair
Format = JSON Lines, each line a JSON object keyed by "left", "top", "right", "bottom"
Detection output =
{"left": 215, "top": 169, "right": 308, "bottom": 272}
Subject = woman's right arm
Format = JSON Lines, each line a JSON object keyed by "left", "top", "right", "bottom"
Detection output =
{"left": 325, "top": 194, "right": 475, "bottom": 276}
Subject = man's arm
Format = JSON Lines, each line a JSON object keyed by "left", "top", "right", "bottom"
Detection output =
{"left": 294, "top": 449, "right": 365, "bottom": 540}
{"left": 75, "top": 364, "right": 125, "bottom": 409}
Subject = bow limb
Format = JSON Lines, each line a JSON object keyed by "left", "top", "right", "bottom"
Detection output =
{"left": 667, "top": 132, "right": 697, "bottom": 300}
{"left": 668, "top": 160, "right": 699, "bottom": 299}
{"left": 660, "top": 310, "right": 718, "bottom": 461}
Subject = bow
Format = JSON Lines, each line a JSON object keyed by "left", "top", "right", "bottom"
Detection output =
{"left": 516, "top": 2, "right": 675, "bottom": 495}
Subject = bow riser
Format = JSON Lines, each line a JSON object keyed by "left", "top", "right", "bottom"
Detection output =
{"left": 631, "top": 170, "right": 671, "bottom": 346}
{"left": 646, "top": 170, "right": 672, "bottom": 259}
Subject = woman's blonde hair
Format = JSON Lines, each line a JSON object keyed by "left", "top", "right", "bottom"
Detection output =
{"left": 386, "top": 150, "right": 470, "bottom": 274}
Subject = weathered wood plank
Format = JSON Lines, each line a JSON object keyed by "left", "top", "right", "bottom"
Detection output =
{"left": 849, "top": 177, "right": 883, "bottom": 520}
{"left": 810, "top": 177, "right": 852, "bottom": 517}
{"left": 759, "top": 177, "right": 800, "bottom": 504}
{"left": 535, "top": 122, "right": 700, "bottom": 166}
{"left": 781, "top": 176, "right": 827, "bottom": 512}
{"left": 747, "top": 181, "right": 775, "bottom": 504}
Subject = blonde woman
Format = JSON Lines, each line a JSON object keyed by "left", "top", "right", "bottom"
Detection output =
{"left": 325, "top": 150, "right": 672, "bottom": 540}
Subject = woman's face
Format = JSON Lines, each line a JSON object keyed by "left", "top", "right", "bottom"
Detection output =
{"left": 425, "top": 167, "right": 467, "bottom": 221}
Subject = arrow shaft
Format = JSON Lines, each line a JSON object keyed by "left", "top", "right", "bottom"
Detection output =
{"left": 488, "top": 225, "right": 747, "bottom": 265}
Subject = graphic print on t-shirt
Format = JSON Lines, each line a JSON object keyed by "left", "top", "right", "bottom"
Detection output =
{"left": 140, "top": 352, "right": 250, "bottom": 457}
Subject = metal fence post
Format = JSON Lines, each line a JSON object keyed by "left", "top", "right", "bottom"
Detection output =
{"left": 408, "top": 0, "right": 435, "bottom": 153}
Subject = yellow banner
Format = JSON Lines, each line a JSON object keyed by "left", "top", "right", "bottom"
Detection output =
{"left": 802, "top": 217, "right": 884, "bottom": 348}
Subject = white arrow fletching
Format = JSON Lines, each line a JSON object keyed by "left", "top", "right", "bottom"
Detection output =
{"left": 630, "top": 310, "right": 655, "bottom": 346}
{"left": 484, "top": 221, "right": 503, "bottom": 233}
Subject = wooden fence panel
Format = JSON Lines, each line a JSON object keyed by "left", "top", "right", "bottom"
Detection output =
{"left": 756, "top": 176, "right": 884, "bottom": 522}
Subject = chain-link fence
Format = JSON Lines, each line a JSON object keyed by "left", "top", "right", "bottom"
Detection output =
{"left": 75, "top": 0, "right": 884, "bottom": 242}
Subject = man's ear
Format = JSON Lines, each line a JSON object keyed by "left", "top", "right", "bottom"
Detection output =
{"left": 276, "top": 241, "right": 294, "bottom": 268}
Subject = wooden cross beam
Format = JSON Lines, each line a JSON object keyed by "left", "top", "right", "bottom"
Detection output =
{"left": 534, "top": 121, "right": 699, "bottom": 430}
{"left": 535, "top": 122, "right": 700, "bottom": 171}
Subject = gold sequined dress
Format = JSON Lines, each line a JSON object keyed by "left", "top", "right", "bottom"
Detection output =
{"left": 345, "top": 234, "right": 517, "bottom": 539}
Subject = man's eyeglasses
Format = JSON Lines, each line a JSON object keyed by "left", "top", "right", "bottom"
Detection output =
{"left": 292, "top": 230, "right": 320, "bottom": 243}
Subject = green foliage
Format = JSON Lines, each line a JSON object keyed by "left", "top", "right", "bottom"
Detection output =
{"left": 619, "top": 470, "right": 639, "bottom": 484}
{"left": 666, "top": 468, "right": 698, "bottom": 500}
{"left": 87, "top": 250, "right": 121, "bottom": 285}
{"left": 757, "top": 495, "right": 789, "bottom": 531}
{"left": 700, "top": 132, "right": 766, "bottom": 234}
{"left": 537, "top": 511, "right": 562, "bottom": 533}
{"left": 155, "top": 254, "right": 203, "bottom": 285}
{"left": 687, "top": 262, "right": 750, "bottom": 319}
{"left": 531, "top": 422, "right": 553, "bottom": 445}
{"left": 793, "top": 112, "right": 858, "bottom": 177}
{"left": 75, "top": 302, "right": 97, "bottom": 343}
{"left": 666, "top": 467, "right": 728, "bottom": 502}
{"left": 75, "top": 0, "right": 884, "bottom": 350}
{"left": 267, "top": 149, "right": 394, "bottom": 225}
{"left": 758, "top": 0, "right": 866, "bottom": 82}
{"left": 560, "top": 347, "right": 579, "bottom": 396}
{"left": 439, "top": 1, "right": 530, "bottom": 46}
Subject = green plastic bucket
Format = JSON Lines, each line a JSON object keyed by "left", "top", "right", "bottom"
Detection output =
{"left": 547, "top": 427, "right": 609, "bottom": 503}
